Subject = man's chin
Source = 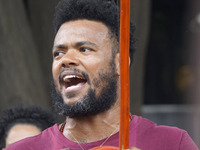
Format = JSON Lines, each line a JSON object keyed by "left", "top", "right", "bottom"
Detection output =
{"left": 62, "top": 97, "right": 84, "bottom": 106}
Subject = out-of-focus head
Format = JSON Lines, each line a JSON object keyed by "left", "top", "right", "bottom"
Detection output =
{"left": 0, "top": 106, "right": 57, "bottom": 148}
{"left": 5, "top": 124, "right": 41, "bottom": 147}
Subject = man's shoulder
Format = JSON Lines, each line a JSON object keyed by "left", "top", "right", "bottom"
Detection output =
{"left": 132, "top": 115, "right": 199, "bottom": 150}
{"left": 5, "top": 124, "right": 57, "bottom": 150}
{"left": 133, "top": 115, "right": 186, "bottom": 135}
{"left": 134, "top": 115, "right": 186, "bottom": 133}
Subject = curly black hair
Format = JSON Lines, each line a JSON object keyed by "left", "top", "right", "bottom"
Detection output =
{"left": 0, "top": 105, "right": 57, "bottom": 149}
{"left": 54, "top": 0, "right": 136, "bottom": 64}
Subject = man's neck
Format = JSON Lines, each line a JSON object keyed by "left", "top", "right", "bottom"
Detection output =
{"left": 62, "top": 100, "right": 120, "bottom": 143}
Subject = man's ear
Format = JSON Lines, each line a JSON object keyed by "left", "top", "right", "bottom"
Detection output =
{"left": 115, "top": 53, "right": 131, "bottom": 75}
{"left": 115, "top": 53, "right": 120, "bottom": 75}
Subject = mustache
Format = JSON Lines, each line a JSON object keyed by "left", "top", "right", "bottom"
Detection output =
{"left": 58, "top": 68, "right": 90, "bottom": 84}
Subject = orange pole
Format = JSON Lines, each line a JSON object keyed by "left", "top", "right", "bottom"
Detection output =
{"left": 119, "top": 0, "right": 130, "bottom": 149}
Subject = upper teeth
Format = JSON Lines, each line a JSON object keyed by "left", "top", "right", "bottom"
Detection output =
{"left": 63, "top": 75, "right": 82, "bottom": 82}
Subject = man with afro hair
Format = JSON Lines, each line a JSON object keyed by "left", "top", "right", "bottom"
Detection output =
{"left": 6, "top": 0, "right": 198, "bottom": 149}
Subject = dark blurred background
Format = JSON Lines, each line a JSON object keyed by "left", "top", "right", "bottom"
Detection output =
{"left": 0, "top": 0, "right": 199, "bottom": 147}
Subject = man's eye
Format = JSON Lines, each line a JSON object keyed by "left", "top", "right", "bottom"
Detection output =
{"left": 53, "top": 51, "right": 65, "bottom": 57}
{"left": 80, "top": 47, "right": 91, "bottom": 52}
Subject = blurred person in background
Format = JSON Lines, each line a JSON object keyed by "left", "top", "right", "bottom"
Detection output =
{"left": 0, "top": 105, "right": 57, "bottom": 149}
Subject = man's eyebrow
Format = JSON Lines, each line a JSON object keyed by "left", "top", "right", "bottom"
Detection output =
{"left": 52, "top": 41, "right": 97, "bottom": 51}
{"left": 52, "top": 45, "right": 67, "bottom": 51}
{"left": 75, "top": 41, "right": 97, "bottom": 47}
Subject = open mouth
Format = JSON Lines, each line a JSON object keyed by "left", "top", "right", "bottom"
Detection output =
{"left": 62, "top": 74, "right": 87, "bottom": 91}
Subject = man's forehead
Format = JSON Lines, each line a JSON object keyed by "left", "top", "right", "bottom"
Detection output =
{"left": 54, "top": 19, "right": 111, "bottom": 45}
{"left": 58, "top": 20, "right": 109, "bottom": 35}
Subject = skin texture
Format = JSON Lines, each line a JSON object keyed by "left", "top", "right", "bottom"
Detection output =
{"left": 53, "top": 19, "right": 119, "bottom": 105}
{"left": 52, "top": 19, "right": 121, "bottom": 143}
{"left": 5, "top": 124, "right": 41, "bottom": 147}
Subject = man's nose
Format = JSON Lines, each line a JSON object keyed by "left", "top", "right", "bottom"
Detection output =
{"left": 61, "top": 49, "right": 80, "bottom": 68}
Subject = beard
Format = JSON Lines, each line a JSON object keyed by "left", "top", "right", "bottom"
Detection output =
{"left": 51, "top": 62, "right": 118, "bottom": 118}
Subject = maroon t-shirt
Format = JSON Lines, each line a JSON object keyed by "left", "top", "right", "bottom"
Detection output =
{"left": 5, "top": 115, "right": 198, "bottom": 150}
